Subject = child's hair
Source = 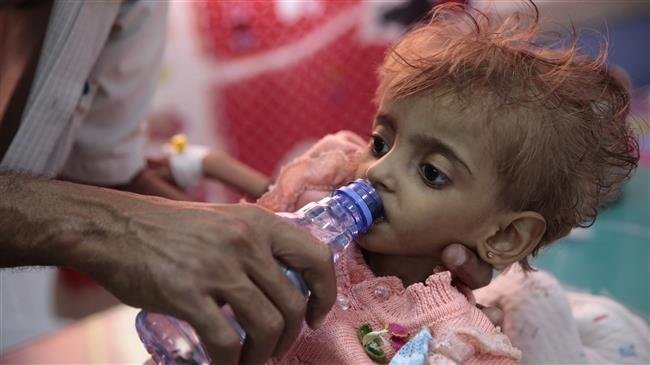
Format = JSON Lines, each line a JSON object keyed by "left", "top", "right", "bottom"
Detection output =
{"left": 376, "top": 2, "right": 639, "bottom": 270}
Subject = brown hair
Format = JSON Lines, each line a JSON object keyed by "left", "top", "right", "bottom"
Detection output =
{"left": 377, "top": 2, "right": 640, "bottom": 270}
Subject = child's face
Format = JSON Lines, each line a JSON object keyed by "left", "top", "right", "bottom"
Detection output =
{"left": 354, "top": 92, "right": 505, "bottom": 259}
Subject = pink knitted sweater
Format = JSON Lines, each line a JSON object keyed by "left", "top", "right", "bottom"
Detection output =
{"left": 260, "top": 132, "right": 521, "bottom": 364}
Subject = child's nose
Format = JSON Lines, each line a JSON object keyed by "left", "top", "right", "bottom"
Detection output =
{"left": 366, "top": 159, "right": 396, "bottom": 193}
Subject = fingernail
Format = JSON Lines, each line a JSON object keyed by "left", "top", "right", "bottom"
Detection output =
{"left": 450, "top": 246, "right": 466, "bottom": 268}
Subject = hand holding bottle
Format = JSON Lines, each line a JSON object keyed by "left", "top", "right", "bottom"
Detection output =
{"left": 137, "top": 180, "right": 382, "bottom": 365}
{"left": 90, "top": 200, "right": 336, "bottom": 365}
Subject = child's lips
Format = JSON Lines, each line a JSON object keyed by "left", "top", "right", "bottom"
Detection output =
{"left": 375, "top": 209, "right": 389, "bottom": 224}
{"left": 373, "top": 191, "right": 390, "bottom": 224}
{"left": 377, "top": 192, "right": 390, "bottom": 222}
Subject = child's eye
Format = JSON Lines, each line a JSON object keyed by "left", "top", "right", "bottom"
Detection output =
{"left": 371, "top": 134, "right": 390, "bottom": 157}
{"left": 418, "top": 163, "right": 450, "bottom": 187}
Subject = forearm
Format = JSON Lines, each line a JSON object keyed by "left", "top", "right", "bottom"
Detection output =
{"left": 0, "top": 174, "right": 136, "bottom": 271}
{"left": 203, "top": 152, "right": 270, "bottom": 198}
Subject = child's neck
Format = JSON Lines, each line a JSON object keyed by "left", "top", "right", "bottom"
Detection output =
{"left": 361, "top": 248, "right": 442, "bottom": 287}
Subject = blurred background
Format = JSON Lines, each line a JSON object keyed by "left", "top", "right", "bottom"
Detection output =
{"left": 1, "top": 0, "right": 648, "bottom": 357}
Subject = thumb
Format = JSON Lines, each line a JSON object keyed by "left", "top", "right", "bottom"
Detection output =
{"left": 442, "top": 243, "right": 493, "bottom": 289}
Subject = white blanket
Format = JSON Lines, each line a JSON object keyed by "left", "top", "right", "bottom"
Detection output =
{"left": 475, "top": 265, "right": 649, "bottom": 364}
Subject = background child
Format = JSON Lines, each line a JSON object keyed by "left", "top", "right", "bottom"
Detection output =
{"left": 254, "top": 2, "right": 639, "bottom": 364}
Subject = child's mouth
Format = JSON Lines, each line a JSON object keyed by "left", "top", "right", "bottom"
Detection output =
{"left": 374, "top": 212, "right": 389, "bottom": 225}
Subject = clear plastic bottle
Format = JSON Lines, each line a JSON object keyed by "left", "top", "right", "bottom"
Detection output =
{"left": 135, "top": 179, "right": 383, "bottom": 365}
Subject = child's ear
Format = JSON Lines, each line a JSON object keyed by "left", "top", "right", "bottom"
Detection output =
{"left": 477, "top": 212, "right": 546, "bottom": 270}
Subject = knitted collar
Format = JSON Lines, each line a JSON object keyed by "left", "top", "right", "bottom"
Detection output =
{"left": 337, "top": 243, "right": 472, "bottom": 311}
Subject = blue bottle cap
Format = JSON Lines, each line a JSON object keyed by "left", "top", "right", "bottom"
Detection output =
{"left": 335, "top": 179, "right": 383, "bottom": 233}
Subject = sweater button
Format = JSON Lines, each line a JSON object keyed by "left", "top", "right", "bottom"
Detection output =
{"left": 373, "top": 284, "right": 390, "bottom": 301}
{"left": 336, "top": 293, "right": 350, "bottom": 310}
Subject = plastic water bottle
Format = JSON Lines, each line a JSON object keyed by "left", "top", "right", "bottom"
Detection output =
{"left": 136, "top": 179, "right": 383, "bottom": 365}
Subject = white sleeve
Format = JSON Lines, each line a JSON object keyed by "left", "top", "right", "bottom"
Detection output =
{"left": 473, "top": 265, "right": 588, "bottom": 364}
{"left": 475, "top": 265, "right": 650, "bottom": 364}
{"left": 61, "top": 2, "right": 168, "bottom": 185}
{"left": 568, "top": 291, "right": 649, "bottom": 364}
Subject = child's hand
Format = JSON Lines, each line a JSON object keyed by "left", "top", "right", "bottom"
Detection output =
{"left": 118, "top": 157, "right": 191, "bottom": 201}
{"left": 441, "top": 243, "right": 504, "bottom": 327}
{"left": 146, "top": 157, "right": 179, "bottom": 187}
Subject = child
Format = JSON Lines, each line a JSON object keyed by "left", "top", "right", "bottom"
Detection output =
{"left": 255, "top": 3, "right": 639, "bottom": 364}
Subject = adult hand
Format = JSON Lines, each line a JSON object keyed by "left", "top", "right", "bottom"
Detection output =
{"left": 75, "top": 199, "right": 336, "bottom": 365}
{"left": 2, "top": 175, "right": 336, "bottom": 364}
{"left": 441, "top": 243, "right": 504, "bottom": 326}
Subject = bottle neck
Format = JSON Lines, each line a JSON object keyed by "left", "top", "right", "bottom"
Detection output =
{"left": 330, "top": 193, "right": 366, "bottom": 239}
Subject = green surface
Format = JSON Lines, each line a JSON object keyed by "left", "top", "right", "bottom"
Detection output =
{"left": 533, "top": 166, "right": 650, "bottom": 317}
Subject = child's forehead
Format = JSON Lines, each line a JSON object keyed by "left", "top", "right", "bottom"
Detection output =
{"left": 377, "top": 91, "right": 497, "bottom": 136}
{"left": 377, "top": 92, "right": 506, "bottom": 175}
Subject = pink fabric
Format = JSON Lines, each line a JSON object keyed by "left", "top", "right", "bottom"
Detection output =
{"left": 258, "top": 130, "right": 367, "bottom": 212}
{"left": 260, "top": 131, "right": 520, "bottom": 364}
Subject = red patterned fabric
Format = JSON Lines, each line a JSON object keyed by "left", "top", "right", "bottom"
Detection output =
{"left": 194, "top": 1, "right": 387, "bottom": 176}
